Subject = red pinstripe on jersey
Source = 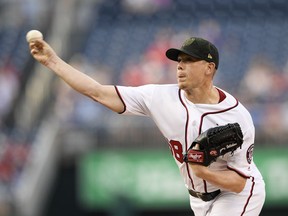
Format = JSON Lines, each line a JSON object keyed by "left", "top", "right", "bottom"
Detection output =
{"left": 178, "top": 89, "right": 195, "bottom": 189}
{"left": 241, "top": 177, "right": 256, "bottom": 215}
{"left": 114, "top": 86, "right": 126, "bottom": 114}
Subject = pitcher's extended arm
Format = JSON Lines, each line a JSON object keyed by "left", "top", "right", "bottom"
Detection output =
{"left": 29, "top": 39, "right": 124, "bottom": 113}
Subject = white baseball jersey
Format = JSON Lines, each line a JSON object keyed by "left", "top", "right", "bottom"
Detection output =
{"left": 115, "top": 84, "right": 265, "bottom": 215}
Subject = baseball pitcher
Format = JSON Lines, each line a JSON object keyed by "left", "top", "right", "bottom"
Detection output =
{"left": 28, "top": 35, "right": 265, "bottom": 215}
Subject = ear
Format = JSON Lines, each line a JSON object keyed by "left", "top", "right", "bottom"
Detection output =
{"left": 206, "top": 62, "right": 216, "bottom": 76}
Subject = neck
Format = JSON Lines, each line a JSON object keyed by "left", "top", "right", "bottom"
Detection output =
{"left": 184, "top": 85, "right": 219, "bottom": 104}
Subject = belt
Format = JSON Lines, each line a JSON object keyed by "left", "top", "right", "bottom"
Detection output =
{"left": 188, "top": 189, "right": 221, "bottom": 202}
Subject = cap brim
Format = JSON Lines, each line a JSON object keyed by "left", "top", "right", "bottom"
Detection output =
{"left": 166, "top": 48, "right": 202, "bottom": 61}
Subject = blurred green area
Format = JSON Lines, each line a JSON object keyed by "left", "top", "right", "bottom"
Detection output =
{"left": 78, "top": 147, "right": 288, "bottom": 210}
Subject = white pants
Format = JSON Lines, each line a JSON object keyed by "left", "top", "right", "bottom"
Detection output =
{"left": 189, "top": 177, "right": 266, "bottom": 216}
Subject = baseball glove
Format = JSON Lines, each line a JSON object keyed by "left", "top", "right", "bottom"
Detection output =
{"left": 183, "top": 123, "right": 243, "bottom": 166}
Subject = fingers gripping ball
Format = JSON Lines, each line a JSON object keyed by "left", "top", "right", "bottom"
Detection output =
{"left": 183, "top": 123, "right": 243, "bottom": 166}
{"left": 26, "top": 30, "right": 43, "bottom": 42}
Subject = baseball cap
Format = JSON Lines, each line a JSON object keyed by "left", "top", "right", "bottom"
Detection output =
{"left": 166, "top": 37, "right": 219, "bottom": 69}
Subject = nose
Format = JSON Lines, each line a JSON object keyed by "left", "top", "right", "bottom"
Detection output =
{"left": 177, "top": 63, "right": 183, "bottom": 70}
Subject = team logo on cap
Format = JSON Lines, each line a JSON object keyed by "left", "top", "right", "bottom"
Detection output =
{"left": 182, "top": 38, "right": 195, "bottom": 47}
{"left": 208, "top": 53, "right": 213, "bottom": 59}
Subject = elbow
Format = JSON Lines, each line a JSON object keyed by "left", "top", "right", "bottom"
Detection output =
{"left": 233, "top": 178, "right": 247, "bottom": 193}
{"left": 233, "top": 186, "right": 244, "bottom": 194}
{"left": 83, "top": 84, "right": 101, "bottom": 101}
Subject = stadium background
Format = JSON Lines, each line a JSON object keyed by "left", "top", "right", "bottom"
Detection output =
{"left": 1, "top": 0, "right": 288, "bottom": 215}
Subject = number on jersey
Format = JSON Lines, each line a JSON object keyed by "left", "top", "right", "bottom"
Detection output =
{"left": 169, "top": 140, "right": 184, "bottom": 163}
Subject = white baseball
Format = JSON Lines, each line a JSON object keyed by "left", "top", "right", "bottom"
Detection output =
{"left": 26, "top": 30, "right": 43, "bottom": 42}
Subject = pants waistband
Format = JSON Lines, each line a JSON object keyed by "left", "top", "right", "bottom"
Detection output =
{"left": 188, "top": 189, "right": 221, "bottom": 202}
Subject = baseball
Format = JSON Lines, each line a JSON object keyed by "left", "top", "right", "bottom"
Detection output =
{"left": 26, "top": 30, "right": 43, "bottom": 42}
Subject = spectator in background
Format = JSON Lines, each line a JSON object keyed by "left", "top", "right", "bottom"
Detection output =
{"left": 238, "top": 55, "right": 288, "bottom": 144}
{"left": 122, "top": 0, "right": 172, "bottom": 14}
{"left": 120, "top": 29, "right": 191, "bottom": 86}
{"left": 0, "top": 66, "right": 19, "bottom": 126}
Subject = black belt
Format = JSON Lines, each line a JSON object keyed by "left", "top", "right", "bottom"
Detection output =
{"left": 188, "top": 189, "right": 221, "bottom": 202}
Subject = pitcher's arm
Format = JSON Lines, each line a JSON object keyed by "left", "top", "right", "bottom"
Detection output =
{"left": 29, "top": 39, "right": 124, "bottom": 113}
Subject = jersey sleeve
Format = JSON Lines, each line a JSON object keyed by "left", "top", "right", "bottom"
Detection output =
{"left": 115, "top": 85, "right": 155, "bottom": 116}
{"left": 226, "top": 125, "right": 255, "bottom": 178}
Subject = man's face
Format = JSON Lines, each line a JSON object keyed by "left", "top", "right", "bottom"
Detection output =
{"left": 176, "top": 53, "right": 210, "bottom": 91}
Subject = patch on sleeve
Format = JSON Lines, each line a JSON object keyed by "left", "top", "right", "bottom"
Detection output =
{"left": 246, "top": 144, "right": 254, "bottom": 164}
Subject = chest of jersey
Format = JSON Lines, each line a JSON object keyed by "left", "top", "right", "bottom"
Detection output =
{"left": 149, "top": 89, "right": 241, "bottom": 165}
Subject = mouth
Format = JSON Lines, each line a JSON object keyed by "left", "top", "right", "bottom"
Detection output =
{"left": 177, "top": 75, "right": 186, "bottom": 82}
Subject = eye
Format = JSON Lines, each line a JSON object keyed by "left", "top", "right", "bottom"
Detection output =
{"left": 186, "top": 57, "right": 194, "bottom": 62}
{"left": 180, "top": 57, "right": 194, "bottom": 63}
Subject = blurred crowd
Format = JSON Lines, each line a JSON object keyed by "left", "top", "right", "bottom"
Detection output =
{"left": 0, "top": 0, "right": 52, "bottom": 214}
{"left": 64, "top": 0, "right": 288, "bottom": 146}
{"left": 1, "top": 0, "right": 288, "bottom": 215}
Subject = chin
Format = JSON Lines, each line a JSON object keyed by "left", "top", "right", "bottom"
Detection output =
{"left": 178, "top": 83, "right": 186, "bottom": 90}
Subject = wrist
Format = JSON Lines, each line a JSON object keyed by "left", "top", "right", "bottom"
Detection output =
{"left": 46, "top": 54, "right": 60, "bottom": 68}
